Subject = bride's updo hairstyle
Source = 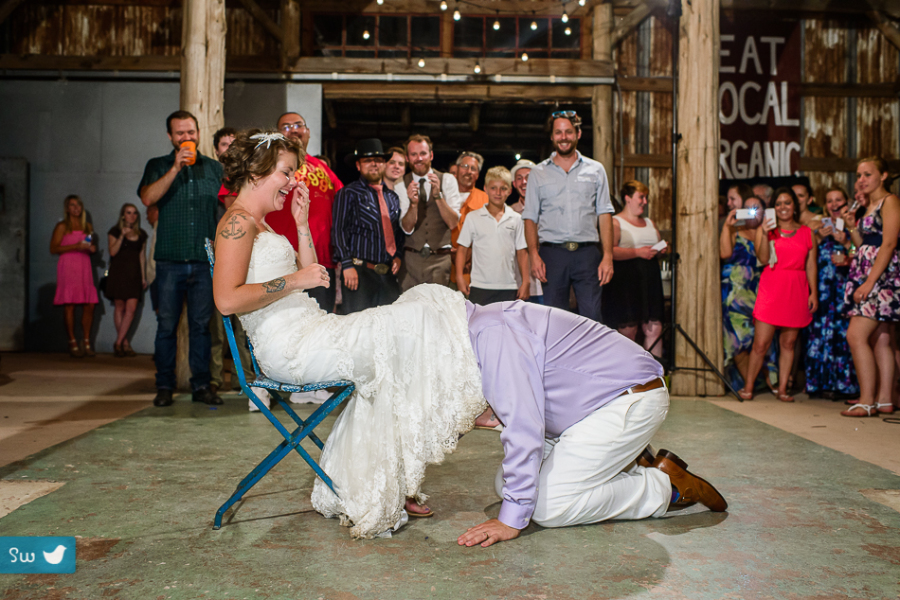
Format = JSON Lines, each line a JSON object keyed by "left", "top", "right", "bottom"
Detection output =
{"left": 220, "top": 129, "right": 304, "bottom": 193}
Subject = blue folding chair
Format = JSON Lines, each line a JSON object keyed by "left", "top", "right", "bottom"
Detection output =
{"left": 205, "top": 239, "right": 354, "bottom": 529}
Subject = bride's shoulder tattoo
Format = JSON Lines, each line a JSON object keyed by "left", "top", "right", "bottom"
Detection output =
{"left": 220, "top": 212, "right": 251, "bottom": 240}
{"left": 262, "top": 278, "right": 286, "bottom": 293}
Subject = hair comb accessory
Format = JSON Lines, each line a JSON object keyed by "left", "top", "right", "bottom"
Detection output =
{"left": 249, "top": 132, "right": 286, "bottom": 149}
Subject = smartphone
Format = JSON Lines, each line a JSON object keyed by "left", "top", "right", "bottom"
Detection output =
{"left": 764, "top": 208, "right": 776, "bottom": 224}
{"left": 821, "top": 217, "right": 834, "bottom": 229}
{"left": 84, "top": 234, "right": 93, "bottom": 243}
{"left": 835, "top": 218, "right": 845, "bottom": 231}
{"left": 735, "top": 208, "right": 758, "bottom": 220}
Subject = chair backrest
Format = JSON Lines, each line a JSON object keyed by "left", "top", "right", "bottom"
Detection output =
{"left": 204, "top": 239, "right": 262, "bottom": 382}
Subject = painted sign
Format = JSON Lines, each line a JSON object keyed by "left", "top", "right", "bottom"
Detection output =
{"left": 718, "top": 17, "right": 802, "bottom": 180}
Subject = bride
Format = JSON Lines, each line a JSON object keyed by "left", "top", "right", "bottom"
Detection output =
{"left": 212, "top": 130, "right": 486, "bottom": 538}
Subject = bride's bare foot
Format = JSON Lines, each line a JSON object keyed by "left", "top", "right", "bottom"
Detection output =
{"left": 405, "top": 498, "right": 434, "bottom": 518}
{"left": 474, "top": 407, "right": 503, "bottom": 430}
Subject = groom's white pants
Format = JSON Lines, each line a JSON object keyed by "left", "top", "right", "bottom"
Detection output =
{"left": 495, "top": 386, "right": 672, "bottom": 528}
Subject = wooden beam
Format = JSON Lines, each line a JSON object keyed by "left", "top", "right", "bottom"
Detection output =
{"left": 610, "top": 3, "right": 652, "bottom": 47}
{"left": 286, "top": 57, "right": 614, "bottom": 77}
{"left": 592, "top": 3, "right": 614, "bottom": 181}
{"left": 440, "top": 11, "right": 453, "bottom": 58}
{"left": 799, "top": 157, "right": 900, "bottom": 172}
{"left": 469, "top": 103, "right": 481, "bottom": 132}
{"left": 322, "top": 82, "right": 595, "bottom": 102}
{"left": 280, "top": 0, "right": 301, "bottom": 67}
{"left": 236, "top": 0, "right": 283, "bottom": 43}
{"left": 614, "top": 153, "right": 671, "bottom": 168}
{"left": 0, "top": 0, "right": 26, "bottom": 26}
{"left": 673, "top": 0, "right": 723, "bottom": 396}
{"left": 618, "top": 76, "right": 674, "bottom": 93}
{"left": 800, "top": 81, "right": 900, "bottom": 98}
{"left": 869, "top": 11, "right": 900, "bottom": 52}
{"left": 400, "top": 104, "right": 411, "bottom": 128}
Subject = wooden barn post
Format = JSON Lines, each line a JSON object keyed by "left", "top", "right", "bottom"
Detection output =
{"left": 176, "top": 0, "right": 226, "bottom": 390}
{"left": 672, "top": 0, "right": 724, "bottom": 396}
{"left": 592, "top": 3, "right": 614, "bottom": 182}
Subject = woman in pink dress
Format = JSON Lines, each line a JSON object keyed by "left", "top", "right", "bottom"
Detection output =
{"left": 49, "top": 195, "right": 99, "bottom": 357}
{"left": 739, "top": 188, "right": 818, "bottom": 402}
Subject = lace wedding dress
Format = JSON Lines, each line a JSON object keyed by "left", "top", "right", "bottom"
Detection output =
{"left": 238, "top": 232, "right": 486, "bottom": 538}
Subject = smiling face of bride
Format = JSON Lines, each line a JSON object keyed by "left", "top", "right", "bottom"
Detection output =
{"left": 247, "top": 150, "right": 299, "bottom": 214}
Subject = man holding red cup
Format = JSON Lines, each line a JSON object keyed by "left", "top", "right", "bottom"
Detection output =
{"left": 138, "top": 110, "right": 224, "bottom": 408}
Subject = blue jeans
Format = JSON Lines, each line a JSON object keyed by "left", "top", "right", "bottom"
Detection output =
{"left": 154, "top": 261, "right": 213, "bottom": 391}
{"left": 540, "top": 245, "right": 603, "bottom": 322}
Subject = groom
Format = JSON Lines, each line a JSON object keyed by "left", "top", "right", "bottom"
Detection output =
{"left": 457, "top": 301, "right": 727, "bottom": 548}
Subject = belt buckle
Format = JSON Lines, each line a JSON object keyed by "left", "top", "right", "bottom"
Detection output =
{"left": 564, "top": 242, "right": 579, "bottom": 252}
{"left": 420, "top": 247, "right": 432, "bottom": 258}
{"left": 374, "top": 263, "right": 389, "bottom": 275}
{"left": 351, "top": 258, "right": 364, "bottom": 267}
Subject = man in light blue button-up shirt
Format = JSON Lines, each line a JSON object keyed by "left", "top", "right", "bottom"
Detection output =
{"left": 522, "top": 112, "right": 615, "bottom": 322}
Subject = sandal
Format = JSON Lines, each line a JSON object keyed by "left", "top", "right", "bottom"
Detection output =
{"left": 841, "top": 404, "right": 878, "bottom": 417}
{"left": 876, "top": 403, "right": 895, "bottom": 414}
{"left": 778, "top": 393, "right": 794, "bottom": 403}
{"left": 68, "top": 339, "right": 84, "bottom": 358}
{"left": 737, "top": 389, "right": 754, "bottom": 401}
{"left": 404, "top": 499, "right": 434, "bottom": 518}
{"left": 122, "top": 341, "right": 137, "bottom": 357}
{"left": 82, "top": 339, "right": 96, "bottom": 357}
{"left": 113, "top": 343, "right": 126, "bottom": 358}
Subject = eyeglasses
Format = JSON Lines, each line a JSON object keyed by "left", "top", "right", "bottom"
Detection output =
{"left": 280, "top": 122, "right": 308, "bottom": 132}
{"left": 551, "top": 110, "right": 578, "bottom": 118}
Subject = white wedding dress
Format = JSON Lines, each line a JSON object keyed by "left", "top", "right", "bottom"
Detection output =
{"left": 238, "top": 231, "right": 486, "bottom": 538}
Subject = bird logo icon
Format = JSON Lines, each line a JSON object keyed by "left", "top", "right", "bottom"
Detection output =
{"left": 42, "top": 545, "right": 67, "bottom": 565}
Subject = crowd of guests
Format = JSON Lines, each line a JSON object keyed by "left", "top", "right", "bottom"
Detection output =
{"left": 49, "top": 105, "right": 899, "bottom": 418}
{"left": 719, "top": 157, "right": 900, "bottom": 417}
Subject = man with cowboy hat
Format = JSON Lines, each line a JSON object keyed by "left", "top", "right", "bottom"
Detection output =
{"left": 332, "top": 138, "right": 405, "bottom": 314}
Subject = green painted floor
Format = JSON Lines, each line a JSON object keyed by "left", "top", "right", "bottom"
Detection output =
{"left": 1, "top": 397, "right": 899, "bottom": 600}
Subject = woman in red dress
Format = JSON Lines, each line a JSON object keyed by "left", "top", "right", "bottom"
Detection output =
{"left": 739, "top": 188, "right": 818, "bottom": 402}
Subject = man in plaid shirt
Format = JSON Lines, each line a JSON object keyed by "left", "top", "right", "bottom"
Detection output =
{"left": 139, "top": 110, "right": 223, "bottom": 408}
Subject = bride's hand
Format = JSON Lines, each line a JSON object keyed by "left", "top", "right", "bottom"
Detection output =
{"left": 290, "top": 263, "right": 330, "bottom": 290}
{"left": 291, "top": 181, "right": 311, "bottom": 228}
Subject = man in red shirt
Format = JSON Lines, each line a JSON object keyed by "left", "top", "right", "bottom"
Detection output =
{"left": 218, "top": 114, "right": 343, "bottom": 312}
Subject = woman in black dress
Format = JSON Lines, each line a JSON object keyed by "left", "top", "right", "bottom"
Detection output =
{"left": 107, "top": 203, "right": 148, "bottom": 357}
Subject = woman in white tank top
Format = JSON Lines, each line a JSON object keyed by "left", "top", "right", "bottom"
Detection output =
{"left": 601, "top": 181, "right": 666, "bottom": 358}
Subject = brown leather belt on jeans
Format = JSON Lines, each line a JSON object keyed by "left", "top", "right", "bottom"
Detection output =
{"left": 618, "top": 377, "right": 665, "bottom": 398}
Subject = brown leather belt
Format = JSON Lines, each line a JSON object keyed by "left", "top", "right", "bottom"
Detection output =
{"left": 405, "top": 247, "right": 452, "bottom": 258}
{"left": 618, "top": 377, "right": 665, "bottom": 398}
{"left": 351, "top": 258, "right": 391, "bottom": 275}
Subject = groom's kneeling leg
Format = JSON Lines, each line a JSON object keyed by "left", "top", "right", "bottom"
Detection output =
{"left": 532, "top": 389, "right": 672, "bottom": 528}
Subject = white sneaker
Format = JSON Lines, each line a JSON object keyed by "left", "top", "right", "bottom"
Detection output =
{"left": 289, "top": 389, "right": 330, "bottom": 404}
{"left": 248, "top": 387, "right": 271, "bottom": 412}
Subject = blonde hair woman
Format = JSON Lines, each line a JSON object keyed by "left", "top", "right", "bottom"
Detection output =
{"left": 107, "top": 203, "right": 148, "bottom": 356}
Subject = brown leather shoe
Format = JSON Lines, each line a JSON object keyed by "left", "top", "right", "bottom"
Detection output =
{"left": 653, "top": 450, "right": 727, "bottom": 512}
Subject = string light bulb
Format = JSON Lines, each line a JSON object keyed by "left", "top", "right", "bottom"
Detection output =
{"left": 561, "top": 10, "right": 569, "bottom": 23}
{"left": 418, "top": 58, "right": 425, "bottom": 68}
{"left": 474, "top": 62, "right": 481, "bottom": 74}
{"left": 453, "top": 9, "right": 461, "bottom": 20}
{"left": 362, "top": 29, "right": 370, "bottom": 40}
{"left": 515, "top": 153, "right": 522, "bottom": 160}
{"left": 531, "top": 19, "right": 538, "bottom": 30}
{"left": 376, "top": 0, "right": 383, "bottom": 4}
{"left": 521, "top": 52, "right": 529, "bottom": 62}
{"left": 440, "top": 0, "right": 447, "bottom": 9}
{"left": 564, "top": 26, "right": 571, "bottom": 35}
{"left": 578, "top": 0, "right": 586, "bottom": 5}
{"left": 493, "top": 18, "right": 500, "bottom": 30}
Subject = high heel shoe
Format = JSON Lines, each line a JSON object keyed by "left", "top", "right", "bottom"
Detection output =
{"left": 82, "top": 339, "right": 96, "bottom": 357}
{"left": 122, "top": 341, "right": 137, "bottom": 357}
{"left": 113, "top": 343, "right": 126, "bottom": 358}
{"left": 69, "top": 339, "right": 84, "bottom": 358}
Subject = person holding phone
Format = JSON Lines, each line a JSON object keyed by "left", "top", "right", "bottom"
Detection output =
{"left": 839, "top": 157, "right": 900, "bottom": 417}
{"left": 601, "top": 181, "right": 666, "bottom": 358}
{"left": 50, "top": 194, "right": 99, "bottom": 357}
{"left": 107, "top": 203, "right": 148, "bottom": 357}
{"left": 720, "top": 196, "right": 777, "bottom": 392}
{"left": 805, "top": 187, "right": 858, "bottom": 399}
{"left": 739, "top": 188, "right": 817, "bottom": 402}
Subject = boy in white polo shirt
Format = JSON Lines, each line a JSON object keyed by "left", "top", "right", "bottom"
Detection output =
{"left": 455, "top": 166, "right": 530, "bottom": 305}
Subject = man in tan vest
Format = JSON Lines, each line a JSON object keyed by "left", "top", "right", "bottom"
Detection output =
{"left": 400, "top": 134, "right": 463, "bottom": 291}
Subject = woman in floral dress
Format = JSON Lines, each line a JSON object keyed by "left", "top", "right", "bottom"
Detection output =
{"left": 805, "top": 187, "right": 858, "bottom": 398}
{"left": 841, "top": 157, "right": 900, "bottom": 417}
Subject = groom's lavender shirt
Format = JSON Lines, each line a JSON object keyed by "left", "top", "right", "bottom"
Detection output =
{"left": 465, "top": 300, "right": 664, "bottom": 530}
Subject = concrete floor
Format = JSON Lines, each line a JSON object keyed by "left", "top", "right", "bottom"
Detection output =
{"left": 1, "top": 353, "right": 900, "bottom": 599}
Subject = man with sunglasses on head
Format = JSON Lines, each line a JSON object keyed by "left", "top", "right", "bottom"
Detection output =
{"left": 522, "top": 110, "right": 614, "bottom": 323}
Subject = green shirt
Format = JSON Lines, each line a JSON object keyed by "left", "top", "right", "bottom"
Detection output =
{"left": 137, "top": 150, "right": 223, "bottom": 262}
